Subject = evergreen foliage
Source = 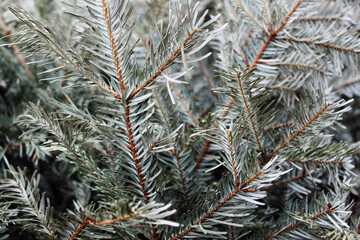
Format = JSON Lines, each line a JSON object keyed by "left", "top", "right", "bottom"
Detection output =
{"left": 1, "top": 0, "right": 360, "bottom": 239}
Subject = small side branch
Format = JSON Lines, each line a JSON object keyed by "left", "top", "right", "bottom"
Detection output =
{"left": 128, "top": 29, "right": 198, "bottom": 100}
{"left": 235, "top": 0, "right": 268, "bottom": 35}
{"left": 170, "top": 82, "right": 197, "bottom": 125}
{"left": 101, "top": 0, "right": 125, "bottom": 93}
{"left": 284, "top": 37, "right": 357, "bottom": 53}
{"left": 262, "top": 0, "right": 271, "bottom": 31}
{"left": 170, "top": 169, "right": 263, "bottom": 240}
{"left": 333, "top": 77, "right": 360, "bottom": 90}
{"left": 195, "top": 140, "right": 209, "bottom": 171}
{"left": 263, "top": 204, "right": 336, "bottom": 240}
{"left": 268, "top": 105, "right": 327, "bottom": 159}
{"left": 226, "top": 130, "right": 240, "bottom": 186}
{"left": 237, "top": 73, "right": 266, "bottom": 162}
{"left": 0, "top": 19, "right": 33, "bottom": 80}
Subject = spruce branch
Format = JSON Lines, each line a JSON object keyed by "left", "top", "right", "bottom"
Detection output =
{"left": 237, "top": 72, "right": 266, "bottom": 162}
{"left": 267, "top": 105, "right": 327, "bottom": 160}
{"left": 101, "top": 0, "right": 125, "bottom": 94}
{"left": 128, "top": 29, "right": 198, "bottom": 100}
{"left": 263, "top": 204, "right": 337, "bottom": 240}
{"left": 0, "top": 18, "right": 33, "bottom": 80}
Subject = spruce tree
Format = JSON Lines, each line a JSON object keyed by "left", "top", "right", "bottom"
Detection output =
{"left": 1, "top": 0, "right": 360, "bottom": 239}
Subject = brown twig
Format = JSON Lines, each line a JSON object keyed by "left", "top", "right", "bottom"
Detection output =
{"left": 284, "top": 37, "right": 356, "bottom": 53}
{"left": 237, "top": 73, "right": 266, "bottom": 161}
{"left": 128, "top": 29, "right": 198, "bottom": 100}
{"left": 267, "top": 105, "right": 327, "bottom": 160}
{"left": 170, "top": 169, "right": 263, "bottom": 240}
{"left": 195, "top": 140, "right": 209, "bottom": 171}
{"left": 226, "top": 130, "right": 240, "bottom": 186}
{"left": 264, "top": 121, "right": 294, "bottom": 131}
{"left": 101, "top": 0, "right": 125, "bottom": 93}
{"left": 333, "top": 77, "right": 360, "bottom": 90}
{"left": 0, "top": 19, "right": 33, "bottom": 80}
{"left": 263, "top": 0, "right": 271, "bottom": 32}
{"left": 235, "top": 0, "right": 268, "bottom": 35}
{"left": 263, "top": 204, "right": 336, "bottom": 240}
{"left": 170, "top": 82, "right": 197, "bottom": 125}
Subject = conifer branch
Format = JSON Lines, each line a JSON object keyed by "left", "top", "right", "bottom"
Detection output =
{"left": 267, "top": 62, "right": 326, "bottom": 75}
{"left": 45, "top": 41, "right": 121, "bottom": 100}
{"left": 235, "top": 0, "right": 268, "bottom": 35}
{"left": 333, "top": 77, "right": 360, "bottom": 90}
{"left": 124, "top": 101, "right": 149, "bottom": 203}
{"left": 0, "top": 19, "right": 33, "bottom": 80}
{"left": 69, "top": 218, "right": 89, "bottom": 240}
{"left": 128, "top": 29, "right": 198, "bottom": 100}
{"left": 226, "top": 130, "right": 240, "bottom": 186}
{"left": 12, "top": 179, "right": 58, "bottom": 240}
{"left": 234, "top": 49, "right": 249, "bottom": 67}
{"left": 261, "top": 168, "right": 315, "bottom": 191}
{"left": 264, "top": 85, "right": 295, "bottom": 92}
{"left": 263, "top": 204, "right": 337, "bottom": 240}
{"left": 268, "top": 105, "right": 327, "bottom": 160}
{"left": 175, "top": 154, "right": 191, "bottom": 209}
{"left": 101, "top": 0, "right": 125, "bottom": 93}
{"left": 88, "top": 212, "right": 141, "bottom": 226}
{"left": 286, "top": 159, "right": 344, "bottom": 164}
{"left": 284, "top": 37, "right": 357, "bottom": 53}
{"left": 35, "top": 119, "right": 100, "bottom": 180}
{"left": 243, "top": 27, "right": 253, "bottom": 46}
{"left": 237, "top": 73, "right": 266, "bottom": 162}
{"left": 195, "top": 140, "right": 209, "bottom": 171}
{"left": 264, "top": 121, "right": 294, "bottom": 131}
{"left": 170, "top": 169, "right": 263, "bottom": 240}
{"left": 154, "top": 90, "right": 191, "bottom": 209}
{"left": 250, "top": 0, "right": 303, "bottom": 67}
{"left": 198, "top": 59, "right": 217, "bottom": 97}
{"left": 263, "top": 0, "right": 271, "bottom": 32}
{"left": 170, "top": 82, "right": 197, "bottom": 125}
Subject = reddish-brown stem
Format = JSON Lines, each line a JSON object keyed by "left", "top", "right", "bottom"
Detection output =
{"left": 235, "top": 0, "right": 268, "bottom": 35}
{"left": 333, "top": 77, "right": 360, "bottom": 90}
{"left": 237, "top": 73, "right": 266, "bottom": 162}
{"left": 263, "top": 205, "right": 336, "bottom": 240}
{"left": 13, "top": 182, "right": 58, "bottom": 240}
{"left": 170, "top": 169, "right": 263, "bottom": 240}
{"left": 69, "top": 218, "right": 89, "bottom": 240}
{"left": 128, "top": 29, "right": 198, "bottom": 100}
{"left": 175, "top": 154, "right": 191, "bottom": 209}
{"left": 101, "top": 0, "right": 125, "bottom": 93}
{"left": 124, "top": 101, "right": 159, "bottom": 239}
{"left": 268, "top": 105, "right": 327, "bottom": 160}
{"left": 234, "top": 49, "right": 249, "bottom": 67}
{"left": 261, "top": 167, "right": 315, "bottom": 191}
{"left": 0, "top": 19, "right": 33, "bottom": 80}
{"left": 198, "top": 59, "right": 217, "bottom": 97}
{"left": 153, "top": 89, "right": 191, "bottom": 209}
{"left": 124, "top": 101, "right": 149, "bottom": 203}
{"left": 274, "top": 0, "right": 303, "bottom": 33}
{"left": 264, "top": 121, "right": 294, "bottom": 131}
{"left": 263, "top": 0, "right": 271, "bottom": 32}
{"left": 88, "top": 212, "right": 141, "bottom": 226}
{"left": 146, "top": 140, "right": 158, "bottom": 153}
{"left": 195, "top": 140, "right": 209, "bottom": 171}
{"left": 46, "top": 41, "right": 121, "bottom": 100}
{"left": 226, "top": 130, "right": 240, "bottom": 186}
{"left": 265, "top": 62, "right": 326, "bottom": 75}
{"left": 244, "top": 28, "right": 254, "bottom": 47}
{"left": 170, "top": 82, "right": 197, "bottom": 125}
{"left": 284, "top": 37, "right": 356, "bottom": 53}
{"left": 251, "top": 0, "right": 303, "bottom": 67}
{"left": 287, "top": 159, "right": 344, "bottom": 164}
